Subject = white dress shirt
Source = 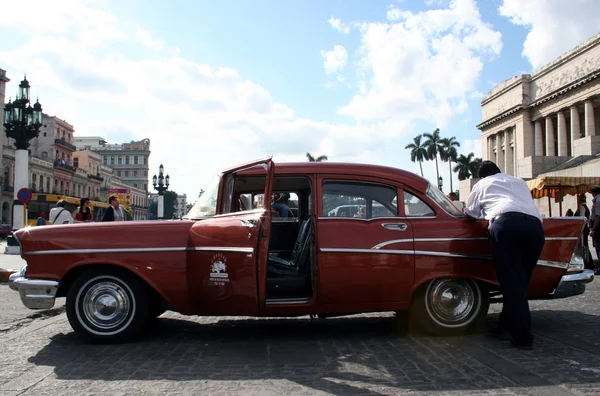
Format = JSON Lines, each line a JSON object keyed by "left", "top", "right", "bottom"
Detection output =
{"left": 49, "top": 207, "right": 74, "bottom": 225}
{"left": 465, "top": 173, "right": 542, "bottom": 222}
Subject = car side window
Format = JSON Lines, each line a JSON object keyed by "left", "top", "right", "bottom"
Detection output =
{"left": 404, "top": 191, "right": 435, "bottom": 217}
{"left": 322, "top": 180, "right": 398, "bottom": 219}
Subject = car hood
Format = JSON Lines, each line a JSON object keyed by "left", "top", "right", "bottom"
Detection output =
{"left": 15, "top": 220, "right": 196, "bottom": 256}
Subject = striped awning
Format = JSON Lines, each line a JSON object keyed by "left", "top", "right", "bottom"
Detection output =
{"left": 526, "top": 176, "right": 600, "bottom": 199}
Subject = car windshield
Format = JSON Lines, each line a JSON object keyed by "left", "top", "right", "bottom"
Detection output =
{"left": 426, "top": 184, "right": 464, "bottom": 217}
{"left": 184, "top": 178, "right": 219, "bottom": 219}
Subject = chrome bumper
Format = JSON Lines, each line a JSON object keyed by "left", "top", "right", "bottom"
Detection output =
{"left": 552, "top": 269, "right": 594, "bottom": 299}
{"left": 9, "top": 270, "right": 59, "bottom": 310}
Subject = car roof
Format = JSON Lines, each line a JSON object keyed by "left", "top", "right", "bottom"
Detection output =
{"left": 234, "top": 161, "right": 430, "bottom": 192}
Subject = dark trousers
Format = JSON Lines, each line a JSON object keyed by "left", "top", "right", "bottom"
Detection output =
{"left": 593, "top": 232, "right": 600, "bottom": 272}
{"left": 488, "top": 212, "right": 545, "bottom": 345}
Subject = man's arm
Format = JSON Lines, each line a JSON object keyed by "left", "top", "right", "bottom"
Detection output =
{"left": 464, "top": 186, "right": 481, "bottom": 222}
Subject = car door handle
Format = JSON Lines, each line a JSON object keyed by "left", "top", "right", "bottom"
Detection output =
{"left": 382, "top": 223, "right": 407, "bottom": 231}
{"left": 241, "top": 219, "right": 258, "bottom": 228}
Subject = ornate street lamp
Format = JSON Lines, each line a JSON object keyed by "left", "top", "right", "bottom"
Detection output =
{"left": 438, "top": 176, "right": 443, "bottom": 191}
{"left": 152, "top": 163, "right": 169, "bottom": 219}
{"left": 3, "top": 75, "right": 43, "bottom": 229}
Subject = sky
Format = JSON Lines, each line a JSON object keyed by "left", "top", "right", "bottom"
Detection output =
{"left": 1, "top": 0, "right": 600, "bottom": 201}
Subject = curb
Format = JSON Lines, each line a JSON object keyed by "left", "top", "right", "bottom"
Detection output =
{"left": 0, "top": 268, "right": 17, "bottom": 283}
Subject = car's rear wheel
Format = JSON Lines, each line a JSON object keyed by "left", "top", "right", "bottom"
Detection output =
{"left": 409, "top": 278, "right": 489, "bottom": 336}
{"left": 66, "top": 268, "right": 149, "bottom": 343}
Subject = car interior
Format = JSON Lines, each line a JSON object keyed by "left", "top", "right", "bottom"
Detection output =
{"left": 229, "top": 174, "right": 314, "bottom": 300}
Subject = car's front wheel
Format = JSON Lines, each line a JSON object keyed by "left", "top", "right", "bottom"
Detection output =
{"left": 66, "top": 268, "right": 149, "bottom": 343}
{"left": 409, "top": 278, "right": 489, "bottom": 336}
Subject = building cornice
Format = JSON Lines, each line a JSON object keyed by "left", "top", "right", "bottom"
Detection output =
{"left": 0, "top": 69, "right": 9, "bottom": 83}
{"left": 478, "top": 68, "right": 600, "bottom": 129}
{"left": 476, "top": 104, "right": 526, "bottom": 130}
{"left": 530, "top": 32, "right": 600, "bottom": 81}
{"left": 481, "top": 75, "right": 529, "bottom": 106}
{"left": 528, "top": 69, "right": 600, "bottom": 109}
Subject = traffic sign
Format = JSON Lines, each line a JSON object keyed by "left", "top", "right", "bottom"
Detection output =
{"left": 17, "top": 188, "right": 32, "bottom": 204}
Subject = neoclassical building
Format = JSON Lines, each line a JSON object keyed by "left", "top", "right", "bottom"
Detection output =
{"left": 471, "top": 32, "right": 600, "bottom": 216}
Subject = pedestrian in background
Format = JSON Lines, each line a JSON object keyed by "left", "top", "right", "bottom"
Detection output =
{"left": 73, "top": 197, "right": 93, "bottom": 223}
{"left": 588, "top": 185, "right": 600, "bottom": 274}
{"left": 36, "top": 212, "right": 46, "bottom": 226}
{"left": 102, "top": 195, "right": 127, "bottom": 222}
{"left": 49, "top": 200, "right": 73, "bottom": 225}
{"left": 465, "top": 160, "right": 544, "bottom": 350}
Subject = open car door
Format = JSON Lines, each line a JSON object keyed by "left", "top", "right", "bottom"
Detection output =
{"left": 186, "top": 157, "right": 274, "bottom": 316}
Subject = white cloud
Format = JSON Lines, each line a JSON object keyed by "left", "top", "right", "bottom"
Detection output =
{"left": 321, "top": 45, "right": 348, "bottom": 75}
{"left": 337, "top": 0, "right": 502, "bottom": 128}
{"left": 137, "top": 27, "right": 164, "bottom": 51}
{"left": 461, "top": 139, "right": 482, "bottom": 159}
{"left": 327, "top": 17, "right": 350, "bottom": 34}
{"left": 498, "top": 0, "right": 600, "bottom": 69}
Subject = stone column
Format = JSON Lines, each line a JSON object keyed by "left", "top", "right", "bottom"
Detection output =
{"left": 546, "top": 116, "right": 555, "bottom": 156}
{"left": 496, "top": 132, "right": 504, "bottom": 171}
{"left": 585, "top": 100, "right": 596, "bottom": 137}
{"left": 504, "top": 129, "right": 512, "bottom": 175}
{"left": 534, "top": 120, "right": 543, "bottom": 156}
{"left": 557, "top": 111, "right": 568, "bottom": 156}
{"left": 487, "top": 136, "right": 494, "bottom": 161}
{"left": 571, "top": 105, "right": 581, "bottom": 145}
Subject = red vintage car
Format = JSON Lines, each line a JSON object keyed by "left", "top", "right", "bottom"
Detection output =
{"left": 8, "top": 158, "right": 594, "bottom": 343}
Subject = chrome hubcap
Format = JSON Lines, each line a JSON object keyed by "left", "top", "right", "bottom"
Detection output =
{"left": 82, "top": 281, "right": 130, "bottom": 330}
{"left": 428, "top": 279, "right": 476, "bottom": 324}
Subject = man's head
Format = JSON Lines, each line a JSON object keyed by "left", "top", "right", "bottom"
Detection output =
{"left": 448, "top": 192, "right": 457, "bottom": 201}
{"left": 108, "top": 195, "right": 120, "bottom": 207}
{"left": 478, "top": 161, "right": 501, "bottom": 179}
{"left": 56, "top": 200, "right": 67, "bottom": 208}
{"left": 591, "top": 185, "right": 600, "bottom": 197}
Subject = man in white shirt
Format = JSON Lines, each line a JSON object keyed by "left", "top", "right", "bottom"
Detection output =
{"left": 465, "top": 161, "right": 544, "bottom": 350}
{"left": 448, "top": 192, "right": 465, "bottom": 211}
{"left": 49, "top": 200, "right": 74, "bottom": 225}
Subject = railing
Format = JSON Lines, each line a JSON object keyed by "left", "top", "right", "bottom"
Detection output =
{"left": 2, "top": 183, "right": 13, "bottom": 193}
{"left": 75, "top": 168, "right": 88, "bottom": 178}
{"left": 53, "top": 161, "right": 77, "bottom": 172}
{"left": 54, "top": 138, "right": 77, "bottom": 151}
{"left": 88, "top": 174, "right": 104, "bottom": 181}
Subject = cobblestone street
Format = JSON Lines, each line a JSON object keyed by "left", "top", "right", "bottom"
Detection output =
{"left": 0, "top": 247, "right": 599, "bottom": 396}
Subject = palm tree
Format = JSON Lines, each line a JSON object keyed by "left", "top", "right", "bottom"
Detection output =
{"left": 470, "top": 157, "right": 482, "bottom": 178}
{"left": 452, "top": 153, "right": 483, "bottom": 180}
{"left": 306, "top": 152, "right": 328, "bottom": 162}
{"left": 440, "top": 137, "right": 460, "bottom": 192}
{"left": 423, "top": 128, "right": 444, "bottom": 186}
{"left": 405, "top": 134, "right": 428, "bottom": 177}
{"left": 453, "top": 153, "right": 475, "bottom": 181}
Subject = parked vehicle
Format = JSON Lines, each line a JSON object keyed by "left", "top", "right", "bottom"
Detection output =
{"left": 0, "top": 224, "right": 12, "bottom": 239}
{"left": 8, "top": 157, "right": 593, "bottom": 343}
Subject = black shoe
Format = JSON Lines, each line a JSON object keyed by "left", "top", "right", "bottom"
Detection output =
{"left": 489, "top": 327, "right": 512, "bottom": 341}
{"left": 510, "top": 340, "right": 534, "bottom": 350}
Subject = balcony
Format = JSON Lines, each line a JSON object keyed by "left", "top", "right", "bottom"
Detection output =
{"left": 55, "top": 138, "right": 77, "bottom": 151}
{"left": 88, "top": 174, "right": 104, "bottom": 182}
{"left": 54, "top": 160, "right": 77, "bottom": 173}
{"left": 2, "top": 183, "right": 13, "bottom": 194}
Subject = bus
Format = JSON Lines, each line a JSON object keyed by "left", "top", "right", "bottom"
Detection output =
{"left": 26, "top": 193, "right": 111, "bottom": 226}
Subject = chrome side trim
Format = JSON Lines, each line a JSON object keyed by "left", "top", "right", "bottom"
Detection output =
{"left": 545, "top": 237, "right": 579, "bottom": 241}
{"left": 321, "top": 247, "right": 415, "bottom": 255}
{"left": 26, "top": 247, "right": 188, "bottom": 255}
{"left": 321, "top": 247, "right": 573, "bottom": 267}
{"left": 372, "top": 239, "right": 413, "bottom": 249}
{"left": 415, "top": 237, "right": 489, "bottom": 242}
{"left": 265, "top": 297, "right": 311, "bottom": 305}
{"left": 188, "top": 246, "right": 254, "bottom": 253}
{"left": 537, "top": 260, "right": 569, "bottom": 270}
{"left": 317, "top": 216, "right": 404, "bottom": 222}
{"left": 413, "top": 250, "right": 492, "bottom": 260}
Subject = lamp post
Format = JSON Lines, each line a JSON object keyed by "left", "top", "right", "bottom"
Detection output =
{"left": 438, "top": 176, "right": 443, "bottom": 191}
{"left": 152, "top": 164, "right": 169, "bottom": 219}
{"left": 3, "top": 75, "right": 43, "bottom": 229}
